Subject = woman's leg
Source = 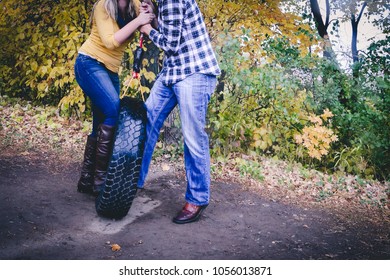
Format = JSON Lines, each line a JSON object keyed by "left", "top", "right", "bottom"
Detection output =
{"left": 74, "top": 54, "right": 120, "bottom": 194}
{"left": 74, "top": 55, "right": 120, "bottom": 129}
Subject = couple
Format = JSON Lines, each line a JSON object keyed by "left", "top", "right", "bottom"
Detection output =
{"left": 74, "top": 0, "right": 220, "bottom": 224}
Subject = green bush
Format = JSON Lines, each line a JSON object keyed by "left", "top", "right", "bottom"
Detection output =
{"left": 211, "top": 33, "right": 389, "bottom": 180}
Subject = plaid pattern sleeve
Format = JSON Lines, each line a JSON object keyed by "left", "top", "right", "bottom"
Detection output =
{"left": 149, "top": 0, "right": 220, "bottom": 85}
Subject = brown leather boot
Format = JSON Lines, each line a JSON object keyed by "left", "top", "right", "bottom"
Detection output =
{"left": 77, "top": 135, "right": 97, "bottom": 194}
{"left": 93, "top": 124, "right": 116, "bottom": 195}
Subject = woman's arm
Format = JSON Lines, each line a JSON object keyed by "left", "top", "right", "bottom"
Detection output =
{"left": 141, "top": 0, "right": 158, "bottom": 28}
{"left": 94, "top": 0, "right": 155, "bottom": 49}
{"left": 114, "top": 11, "right": 155, "bottom": 45}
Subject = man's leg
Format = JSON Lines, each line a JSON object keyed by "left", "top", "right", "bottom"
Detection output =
{"left": 137, "top": 76, "right": 177, "bottom": 187}
{"left": 171, "top": 74, "right": 217, "bottom": 224}
{"left": 174, "top": 74, "right": 217, "bottom": 205}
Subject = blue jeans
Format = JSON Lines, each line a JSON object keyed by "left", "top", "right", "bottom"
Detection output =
{"left": 74, "top": 54, "right": 120, "bottom": 136}
{"left": 138, "top": 73, "right": 217, "bottom": 206}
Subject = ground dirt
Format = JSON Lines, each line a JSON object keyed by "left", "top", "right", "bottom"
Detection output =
{"left": 0, "top": 147, "right": 389, "bottom": 260}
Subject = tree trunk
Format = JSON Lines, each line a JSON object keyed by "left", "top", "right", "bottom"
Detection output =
{"left": 310, "top": 0, "right": 336, "bottom": 60}
{"left": 310, "top": 0, "right": 348, "bottom": 106}
{"left": 141, "top": 40, "right": 161, "bottom": 90}
{"left": 351, "top": 2, "right": 367, "bottom": 77}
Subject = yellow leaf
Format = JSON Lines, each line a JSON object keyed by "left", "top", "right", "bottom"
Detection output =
{"left": 130, "top": 78, "right": 140, "bottom": 88}
{"left": 259, "top": 127, "right": 268, "bottom": 136}
{"left": 259, "top": 141, "right": 268, "bottom": 150}
{"left": 162, "top": 164, "right": 170, "bottom": 171}
{"left": 111, "top": 244, "right": 121, "bottom": 252}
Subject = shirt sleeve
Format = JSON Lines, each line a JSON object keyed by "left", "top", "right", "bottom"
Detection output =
{"left": 149, "top": 0, "right": 184, "bottom": 55}
{"left": 94, "top": 1, "right": 121, "bottom": 50}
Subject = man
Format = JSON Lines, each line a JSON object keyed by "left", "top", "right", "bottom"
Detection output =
{"left": 138, "top": 0, "right": 220, "bottom": 224}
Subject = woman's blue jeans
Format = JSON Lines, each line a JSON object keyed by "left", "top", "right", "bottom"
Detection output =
{"left": 74, "top": 54, "right": 120, "bottom": 136}
{"left": 138, "top": 73, "right": 217, "bottom": 206}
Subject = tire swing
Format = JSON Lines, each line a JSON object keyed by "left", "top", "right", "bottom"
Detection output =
{"left": 95, "top": 35, "right": 147, "bottom": 219}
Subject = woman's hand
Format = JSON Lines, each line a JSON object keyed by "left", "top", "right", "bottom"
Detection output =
{"left": 140, "top": 1, "right": 154, "bottom": 14}
{"left": 136, "top": 11, "right": 155, "bottom": 26}
{"left": 140, "top": 0, "right": 158, "bottom": 29}
{"left": 113, "top": 3, "right": 155, "bottom": 45}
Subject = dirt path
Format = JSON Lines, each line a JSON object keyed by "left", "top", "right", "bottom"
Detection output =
{"left": 0, "top": 153, "right": 389, "bottom": 260}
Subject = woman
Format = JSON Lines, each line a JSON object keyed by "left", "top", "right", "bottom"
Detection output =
{"left": 74, "top": 0, "right": 155, "bottom": 195}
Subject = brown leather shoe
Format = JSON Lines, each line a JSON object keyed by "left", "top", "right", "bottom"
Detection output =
{"left": 172, "top": 202, "right": 208, "bottom": 224}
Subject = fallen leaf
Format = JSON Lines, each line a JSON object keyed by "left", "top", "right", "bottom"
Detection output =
{"left": 162, "top": 164, "right": 170, "bottom": 171}
{"left": 111, "top": 244, "right": 121, "bottom": 252}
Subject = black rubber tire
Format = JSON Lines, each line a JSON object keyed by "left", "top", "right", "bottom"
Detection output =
{"left": 95, "top": 97, "right": 147, "bottom": 219}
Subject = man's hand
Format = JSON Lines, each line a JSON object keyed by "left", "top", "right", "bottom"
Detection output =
{"left": 139, "top": 23, "right": 153, "bottom": 36}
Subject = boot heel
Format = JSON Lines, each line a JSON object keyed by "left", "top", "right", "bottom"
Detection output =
{"left": 77, "top": 135, "right": 97, "bottom": 194}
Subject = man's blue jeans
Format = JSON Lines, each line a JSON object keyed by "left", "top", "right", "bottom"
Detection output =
{"left": 74, "top": 54, "right": 120, "bottom": 136}
{"left": 138, "top": 73, "right": 217, "bottom": 206}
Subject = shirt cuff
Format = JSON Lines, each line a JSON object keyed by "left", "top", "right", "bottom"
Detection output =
{"left": 149, "top": 29, "right": 158, "bottom": 42}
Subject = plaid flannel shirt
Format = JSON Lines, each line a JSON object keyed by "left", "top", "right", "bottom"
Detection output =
{"left": 149, "top": 0, "right": 221, "bottom": 85}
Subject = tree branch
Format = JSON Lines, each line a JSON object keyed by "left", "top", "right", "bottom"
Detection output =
{"left": 310, "top": 0, "right": 328, "bottom": 38}
{"left": 356, "top": 2, "right": 367, "bottom": 25}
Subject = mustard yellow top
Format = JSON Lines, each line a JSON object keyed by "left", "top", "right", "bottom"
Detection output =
{"left": 79, "top": 0, "right": 140, "bottom": 73}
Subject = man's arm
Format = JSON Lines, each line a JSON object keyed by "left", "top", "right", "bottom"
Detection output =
{"left": 140, "top": 0, "right": 184, "bottom": 55}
